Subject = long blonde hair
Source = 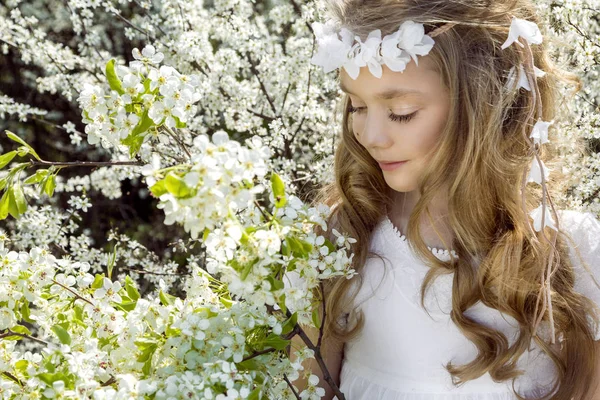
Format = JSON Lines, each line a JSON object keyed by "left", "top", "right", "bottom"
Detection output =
{"left": 310, "top": 0, "right": 599, "bottom": 399}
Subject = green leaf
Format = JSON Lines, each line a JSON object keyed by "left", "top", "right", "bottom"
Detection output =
{"left": 312, "top": 307, "right": 322, "bottom": 330}
{"left": 165, "top": 325, "right": 181, "bottom": 338}
{"left": 278, "top": 294, "right": 287, "bottom": 315}
{"left": 51, "top": 324, "right": 71, "bottom": 345}
{"left": 14, "top": 359, "right": 28, "bottom": 375}
{"left": 159, "top": 290, "right": 177, "bottom": 306}
{"left": 247, "top": 387, "right": 262, "bottom": 400}
{"left": 107, "top": 244, "right": 118, "bottom": 280}
{"left": 43, "top": 174, "right": 56, "bottom": 197}
{"left": 285, "top": 236, "right": 307, "bottom": 258}
{"left": 266, "top": 275, "right": 284, "bottom": 291}
{"left": 236, "top": 358, "right": 261, "bottom": 371}
{"left": 164, "top": 172, "right": 192, "bottom": 198}
{"left": 135, "top": 337, "right": 158, "bottom": 349}
{"left": 130, "top": 109, "right": 154, "bottom": 138}
{"left": 5, "top": 131, "right": 41, "bottom": 161}
{"left": 122, "top": 133, "right": 145, "bottom": 159}
{"left": 91, "top": 274, "right": 105, "bottom": 289}
{"left": 149, "top": 180, "right": 167, "bottom": 198}
{"left": 7, "top": 187, "right": 21, "bottom": 219}
{"left": 263, "top": 332, "right": 290, "bottom": 351}
{"left": 105, "top": 59, "right": 125, "bottom": 95}
{"left": 20, "top": 301, "right": 32, "bottom": 323}
{"left": 11, "top": 325, "right": 32, "bottom": 336}
{"left": 0, "top": 190, "right": 9, "bottom": 220}
{"left": 23, "top": 169, "right": 49, "bottom": 185}
{"left": 3, "top": 325, "right": 32, "bottom": 341}
{"left": 280, "top": 312, "right": 297, "bottom": 335}
{"left": 240, "top": 261, "right": 253, "bottom": 281}
{"left": 36, "top": 372, "right": 70, "bottom": 386}
{"left": 16, "top": 146, "right": 29, "bottom": 157}
{"left": 74, "top": 304, "right": 84, "bottom": 322}
{"left": 12, "top": 184, "right": 27, "bottom": 215}
{"left": 300, "top": 239, "right": 314, "bottom": 254}
{"left": 173, "top": 115, "right": 187, "bottom": 128}
{"left": 142, "top": 357, "right": 152, "bottom": 376}
{"left": 0, "top": 151, "right": 17, "bottom": 169}
{"left": 270, "top": 173, "right": 286, "bottom": 208}
{"left": 114, "top": 300, "right": 137, "bottom": 312}
{"left": 143, "top": 77, "right": 151, "bottom": 93}
{"left": 125, "top": 276, "right": 140, "bottom": 301}
{"left": 122, "top": 110, "right": 155, "bottom": 158}
{"left": 220, "top": 297, "right": 234, "bottom": 309}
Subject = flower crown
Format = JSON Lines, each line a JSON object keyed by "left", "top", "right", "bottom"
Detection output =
{"left": 311, "top": 16, "right": 563, "bottom": 346}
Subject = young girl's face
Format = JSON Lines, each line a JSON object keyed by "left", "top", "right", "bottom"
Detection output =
{"left": 340, "top": 56, "right": 451, "bottom": 193}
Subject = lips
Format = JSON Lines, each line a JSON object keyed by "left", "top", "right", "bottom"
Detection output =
{"left": 377, "top": 160, "right": 409, "bottom": 171}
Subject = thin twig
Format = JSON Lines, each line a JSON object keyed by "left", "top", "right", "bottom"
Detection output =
{"left": 283, "top": 373, "right": 302, "bottom": 400}
{"left": 287, "top": 310, "right": 345, "bottom": 399}
{"left": 51, "top": 279, "right": 95, "bottom": 307}
{"left": 120, "top": 266, "right": 190, "bottom": 276}
{"left": 162, "top": 125, "right": 192, "bottom": 160}
{"left": 29, "top": 159, "right": 142, "bottom": 168}
{"left": 241, "top": 347, "right": 277, "bottom": 362}
{"left": 0, "top": 329, "right": 49, "bottom": 346}
{"left": 2, "top": 371, "right": 23, "bottom": 387}
{"left": 243, "top": 52, "right": 278, "bottom": 117}
{"left": 253, "top": 200, "right": 272, "bottom": 221}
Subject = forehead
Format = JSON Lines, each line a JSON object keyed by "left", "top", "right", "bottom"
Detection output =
{"left": 338, "top": 56, "right": 443, "bottom": 100}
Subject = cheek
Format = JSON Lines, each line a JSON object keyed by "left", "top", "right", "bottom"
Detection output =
{"left": 351, "top": 118, "right": 363, "bottom": 136}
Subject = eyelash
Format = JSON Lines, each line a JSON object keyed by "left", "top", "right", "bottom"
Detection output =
{"left": 347, "top": 105, "right": 418, "bottom": 123}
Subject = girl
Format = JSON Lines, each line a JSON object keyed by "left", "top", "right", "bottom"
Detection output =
{"left": 288, "top": 0, "right": 600, "bottom": 399}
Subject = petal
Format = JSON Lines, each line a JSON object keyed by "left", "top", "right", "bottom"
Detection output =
{"left": 343, "top": 62, "right": 360, "bottom": 80}
{"left": 132, "top": 48, "right": 142, "bottom": 60}
{"left": 142, "top": 44, "right": 156, "bottom": 57}
{"left": 151, "top": 52, "right": 164, "bottom": 64}
{"left": 527, "top": 158, "right": 551, "bottom": 185}
{"left": 534, "top": 65, "right": 546, "bottom": 78}
{"left": 367, "top": 61, "right": 382, "bottom": 78}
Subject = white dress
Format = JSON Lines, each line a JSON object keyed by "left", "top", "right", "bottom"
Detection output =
{"left": 286, "top": 209, "right": 600, "bottom": 400}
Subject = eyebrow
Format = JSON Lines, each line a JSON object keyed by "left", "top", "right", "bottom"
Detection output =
{"left": 339, "top": 82, "right": 423, "bottom": 100}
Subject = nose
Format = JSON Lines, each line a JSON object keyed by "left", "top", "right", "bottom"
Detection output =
{"left": 359, "top": 110, "right": 394, "bottom": 149}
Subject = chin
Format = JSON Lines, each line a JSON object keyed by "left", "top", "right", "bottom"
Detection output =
{"left": 385, "top": 180, "right": 416, "bottom": 193}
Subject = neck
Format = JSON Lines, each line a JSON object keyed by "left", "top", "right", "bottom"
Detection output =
{"left": 387, "top": 189, "right": 454, "bottom": 251}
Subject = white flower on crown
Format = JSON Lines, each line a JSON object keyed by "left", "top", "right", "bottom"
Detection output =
{"left": 529, "top": 203, "right": 557, "bottom": 232}
{"left": 501, "top": 17, "right": 543, "bottom": 49}
{"left": 530, "top": 119, "right": 553, "bottom": 146}
{"left": 506, "top": 64, "right": 546, "bottom": 91}
{"left": 310, "top": 21, "right": 352, "bottom": 73}
{"left": 310, "top": 19, "right": 435, "bottom": 80}
{"left": 382, "top": 21, "right": 435, "bottom": 69}
{"left": 527, "top": 157, "right": 552, "bottom": 185}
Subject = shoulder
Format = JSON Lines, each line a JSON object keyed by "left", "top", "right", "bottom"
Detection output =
{"left": 557, "top": 209, "right": 600, "bottom": 244}
{"left": 556, "top": 209, "right": 600, "bottom": 268}
{"left": 557, "top": 209, "right": 600, "bottom": 339}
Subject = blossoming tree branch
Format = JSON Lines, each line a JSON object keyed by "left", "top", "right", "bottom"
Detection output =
{"left": 0, "top": 0, "right": 598, "bottom": 399}
{"left": 0, "top": 38, "right": 362, "bottom": 398}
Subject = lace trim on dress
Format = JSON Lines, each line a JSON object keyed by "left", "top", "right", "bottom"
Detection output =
{"left": 383, "top": 215, "right": 459, "bottom": 261}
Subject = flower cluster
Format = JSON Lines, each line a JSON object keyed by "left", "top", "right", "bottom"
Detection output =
{"left": 0, "top": 228, "right": 342, "bottom": 399}
{"left": 77, "top": 45, "right": 202, "bottom": 155}
{"left": 141, "top": 131, "right": 271, "bottom": 240}
{"left": 206, "top": 195, "right": 357, "bottom": 327}
{"left": 310, "top": 19, "right": 435, "bottom": 79}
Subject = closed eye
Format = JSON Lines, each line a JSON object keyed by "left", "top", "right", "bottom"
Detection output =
{"left": 348, "top": 105, "right": 418, "bottom": 124}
